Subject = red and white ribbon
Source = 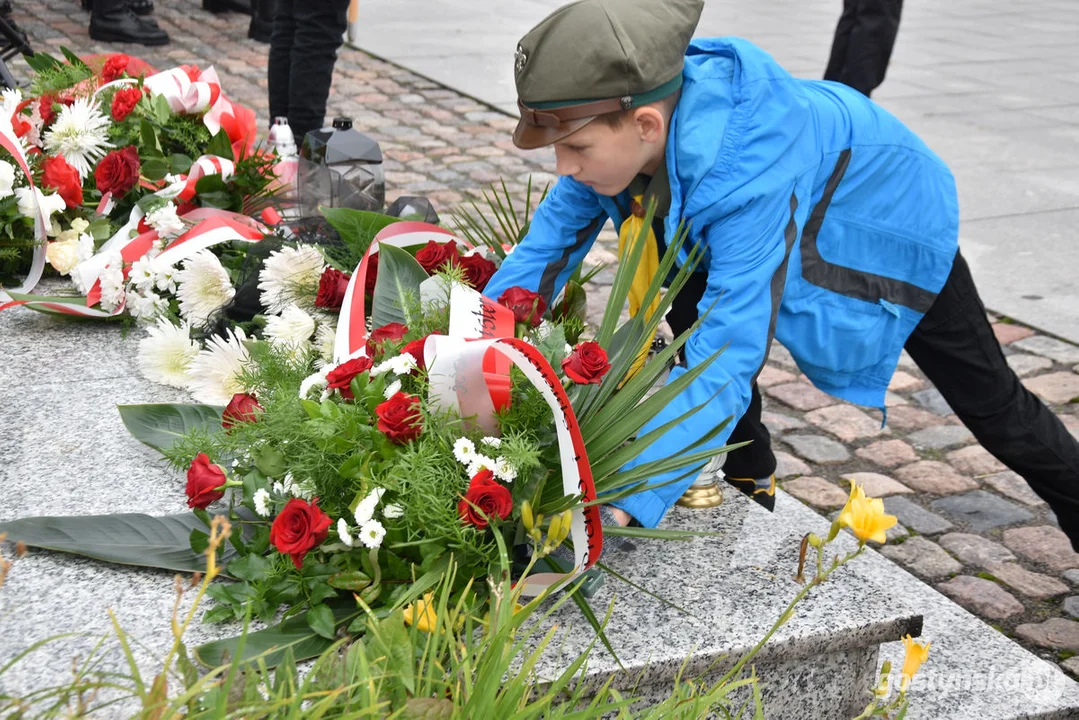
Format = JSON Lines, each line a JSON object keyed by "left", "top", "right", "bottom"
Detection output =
{"left": 176, "top": 154, "right": 234, "bottom": 202}
{"left": 0, "top": 124, "right": 47, "bottom": 308}
{"left": 143, "top": 66, "right": 221, "bottom": 116}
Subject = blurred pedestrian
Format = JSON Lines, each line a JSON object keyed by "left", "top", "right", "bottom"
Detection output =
{"left": 824, "top": 0, "right": 902, "bottom": 97}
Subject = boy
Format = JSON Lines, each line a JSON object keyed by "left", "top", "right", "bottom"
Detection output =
{"left": 482, "top": 0, "right": 1079, "bottom": 550}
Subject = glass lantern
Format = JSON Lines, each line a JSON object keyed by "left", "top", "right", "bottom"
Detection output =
{"left": 297, "top": 117, "right": 385, "bottom": 217}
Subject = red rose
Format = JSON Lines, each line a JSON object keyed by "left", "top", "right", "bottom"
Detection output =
{"left": 94, "top": 146, "right": 141, "bottom": 198}
{"left": 41, "top": 155, "right": 83, "bottom": 209}
{"left": 498, "top": 287, "right": 546, "bottom": 327}
{"left": 375, "top": 392, "right": 423, "bottom": 444}
{"left": 221, "top": 392, "right": 263, "bottom": 431}
{"left": 459, "top": 253, "right": 497, "bottom": 291}
{"left": 110, "top": 86, "right": 143, "bottom": 122}
{"left": 315, "top": 267, "right": 351, "bottom": 311}
{"left": 269, "top": 497, "right": 332, "bottom": 569}
{"left": 561, "top": 341, "right": 611, "bottom": 385}
{"left": 400, "top": 334, "right": 430, "bottom": 373}
{"left": 101, "top": 53, "right": 130, "bottom": 82}
{"left": 326, "top": 356, "right": 373, "bottom": 400}
{"left": 364, "top": 253, "right": 379, "bottom": 298}
{"left": 414, "top": 239, "right": 460, "bottom": 275}
{"left": 185, "top": 452, "right": 227, "bottom": 509}
{"left": 366, "top": 322, "right": 408, "bottom": 358}
{"left": 457, "top": 469, "right": 512, "bottom": 529}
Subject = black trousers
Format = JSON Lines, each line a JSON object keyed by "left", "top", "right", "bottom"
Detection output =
{"left": 823, "top": 0, "right": 903, "bottom": 97}
{"left": 267, "top": 0, "right": 349, "bottom": 146}
{"left": 669, "top": 253, "right": 1079, "bottom": 550}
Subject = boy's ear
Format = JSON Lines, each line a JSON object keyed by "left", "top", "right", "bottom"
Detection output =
{"left": 633, "top": 106, "right": 666, "bottom": 143}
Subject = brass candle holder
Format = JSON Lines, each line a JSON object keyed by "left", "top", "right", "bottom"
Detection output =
{"left": 676, "top": 455, "right": 724, "bottom": 508}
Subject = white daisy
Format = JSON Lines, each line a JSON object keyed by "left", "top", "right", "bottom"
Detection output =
{"left": 453, "top": 437, "right": 476, "bottom": 465}
{"left": 175, "top": 249, "right": 235, "bottom": 328}
{"left": 481, "top": 436, "right": 502, "bottom": 448}
{"left": 42, "top": 97, "right": 113, "bottom": 178}
{"left": 127, "top": 289, "right": 168, "bottom": 322}
{"left": 354, "top": 487, "right": 385, "bottom": 526}
{"left": 336, "top": 518, "right": 354, "bottom": 547}
{"left": 492, "top": 456, "right": 518, "bottom": 483}
{"left": 154, "top": 263, "right": 178, "bottom": 294}
{"left": 298, "top": 367, "right": 330, "bottom": 400}
{"left": 358, "top": 519, "right": 386, "bottom": 549}
{"left": 137, "top": 318, "right": 199, "bottom": 388}
{"left": 383, "top": 379, "right": 401, "bottom": 399}
{"left": 129, "top": 257, "right": 157, "bottom": 292}
{"left": 383, "top": 503, "right": 404, "bottom": 519}
{"left": 186, "top": 327, "right": 251, "bottom": 404}
{"left": 385, "top": 353, "right": 417, "bottom": 376}
{"left": 466, "top": 454, "right": 496, "bottom": 477}
{"left": 253, "top": 488, "right": 271, "bottom": 517}
{"left": 265, "top": 304, "right": 316, "bottom": 361}
{"left": 314, "top": 322, "right": 336, "bottom": 367}
{"left": 0, "top": 160, "right": 17, "bottom": 199}
{"left": 145, "top": 202, "right": 186, "bottom": 240}
{"left": 257, "top": 245, "right": 325, "bottom": 314}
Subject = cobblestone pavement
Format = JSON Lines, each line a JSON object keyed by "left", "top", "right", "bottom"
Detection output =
{"left": 10, "top": 0, "right": 1079, "bottom": 680}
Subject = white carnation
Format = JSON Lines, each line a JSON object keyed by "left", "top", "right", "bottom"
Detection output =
{"left": 137, "top": 318, "right": 199, "bottom": 388}
{"left": 186, "top": 327, "right": 251, "bottom": 404}
{"left": 358, "top": 519, "right": 386, "bottom": 549}
{"left": 175, "top": 249, "right": 235, "bottom": 328}
{"left": 258, "top": 244, "right": 325, "bottom": 314}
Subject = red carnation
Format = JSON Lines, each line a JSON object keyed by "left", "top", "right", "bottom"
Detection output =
{"left": 185, "top": 453, "right": 227, "bottom": 509}
{"left": 101, "top": 53, "right": 130, "bottom": 83}
{"left": 375, "top": 392, "right": 423, "bottom": 444}
{"left": 315, "top": 267, "right": 351, "bottom": 311}
{"left": 326, "top": 356, "right": 373, "bottom": 400}
{"left": 94, "top": 146, "right": 141, "bottom": 198}
{"left": 414, "top": 239, "right": 460, "bottom": 275}
{"left": 457, "top": 469, "right": 512, "bottom": 529}
{"left": 221, "top": 392, "right": 263, "bottom": 432}
{"left": 561, "top": 341, "right": 611, "bottom": 384}
{"left": 111, "top": 86, "right": 143, "bottom": 122}
{"left": 366, "top": 322, "right": 408, "bottom": 358}
{"left": 269, "top": 497, "right": 331, "bottom": 569}
{"left": 459, "top": 253, "right": 497, "bottom": 291}
{"left": 498, "top": 286, "right": 546, "bottom": 327}
{"left": 38, "top": 95, "right": 57, "bottom": 128}
{"left": 41, "top": 155, "right": 83, "bottom": 209}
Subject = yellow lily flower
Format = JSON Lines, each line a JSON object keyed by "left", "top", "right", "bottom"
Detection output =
{"left": 837, "top": 483, "right": 897, "bottom": 544}
{"left": 403, "top": 593, "right": 438, "bottom": 633}
{"left": 900, "top": 634, "right": 931, "bottom": 691}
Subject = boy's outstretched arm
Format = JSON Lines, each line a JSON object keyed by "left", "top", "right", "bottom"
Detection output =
{"left": 609, "top": 190, "right": 798, "bottom": 527}
{"left": 483, "top": 177, "right": 608, "bottom": 304}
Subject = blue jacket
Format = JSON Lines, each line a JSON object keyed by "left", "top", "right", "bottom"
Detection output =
{"left": 483, "top": 37, "right": 959, "bottom": 527}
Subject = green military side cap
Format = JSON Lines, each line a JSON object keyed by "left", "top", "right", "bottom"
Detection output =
{"left": 512, "top": 0, "right": 704, "bottom": 149}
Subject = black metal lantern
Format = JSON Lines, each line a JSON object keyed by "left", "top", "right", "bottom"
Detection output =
{"left": 298, "top": 117, "right": 385, "bottom": 217}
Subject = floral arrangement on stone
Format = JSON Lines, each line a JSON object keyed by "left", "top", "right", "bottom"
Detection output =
{"left": 1, "top": 206, "right": 735, "bottom": 664}
{"left": 0, "top": 49, "right": 279, "bottom": 320}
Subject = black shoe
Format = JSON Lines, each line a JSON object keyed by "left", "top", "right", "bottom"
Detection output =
{"left": 127, "top": 0, "right": 154, "bottom": 16}
{"left": 89, "top": 8, "right": 170, "bottom": 45}
{"left": 0, "top": 1, "right": 12, "bottom": 16}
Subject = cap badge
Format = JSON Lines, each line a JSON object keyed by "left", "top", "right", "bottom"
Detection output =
{"left": 514, "top": 44, "right": 529, "bottom": 78}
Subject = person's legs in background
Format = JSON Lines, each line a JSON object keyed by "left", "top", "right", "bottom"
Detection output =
{"left": 267, "top": 0, "right": 297, "bottom": 127}
{"left": 823, "top": 0, "right": 903, "bottom": 97}
{"left": 89, "top": 0, "right": 169, "bottom": 45}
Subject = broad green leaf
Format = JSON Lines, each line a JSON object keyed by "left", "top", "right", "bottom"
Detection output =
{"left": 141, "top": 156, "right": 170, "bottom": 182}
{"left": 307, "top": 604, "right": 336, "bottom": 640}
{"left": 320, "top": 207, "right": 400, "bottom": 267}
{"left": 118, "top": 403, "right": 224, "bottom": 454}
{"left": 169, "top": 153, "right": 193, "bottom": 175}
{"left": 204, "top": 129, "right": 234, "bottom": 161}
{"left": 194, "top": 601, "right": 362, "bottom": 667}
{"left": 0, "top": 513, "right": 237, "bottom": 575}
{"left": 140, "top": 119, "right": 160, "bottom": 156}
{"left": 371, "top": 243, "right": 428, "bottom": 329}
{"left": 328, "top": 571, "right": 372, "bottom": 591}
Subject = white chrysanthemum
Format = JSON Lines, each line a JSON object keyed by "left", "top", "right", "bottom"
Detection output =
{"left": 481, "top": 436, "right": 502, "bottom": 448}
{"left": 453, "top": 437, "right": 476, "bottom": 465}
{"left": 466, "top": 454, "right": 496, "bottom": 477}
{"left": 98, "top": 256, "right": 126, "bottom": 313}
{"left": 154, "top": 263, "right": 178, "bottom": 294}
{"left": 336, "top": 518, "right": 354, "bottom": 547}
{"left": 42, "top": 97, "right": 113, "bottom": 178}
{"left": 253, "top": 488, "right": 271, "bottom": 517}
{"left": 258, "top": 245, "right": 325, "bottom": 314}
{"left": 0, "top": 160, "right": 16, "bottom": 199}
{"left": 129, "top": 257, "right": 156, "bottom": 292}
{"left": 383, "top": 503, "right": 404, "bottom": 519}
{"left": 314, "top": 322, "right": 336, "bottom": 367}
{"left": 137, "top": 318, "right": 199, "bottom": 388}
{"left": 265, "top": 305, "right": 316, "bottom": 360}
{"left": 383, "top": 379, "right": 401, "bottom": 399}
{"left": 298, "top": 367, "right": 330, "bottom": 400}
{"left": 186, "top": 327, "right": 250, "bottom": 404}
{"left": 492, "top": 456, "right": 518, "bottom": 483}
{"left": 15, "top": 187, "right": 66, "bottom": 230}
{"left": 384, "top": 353, "right": 417, "bottom": 376}
{"left": 145, "top": 202, "right": 186, "bottom": 239}
{"left": 354, "top": 487, "right": 385, "bottom": 526}
{"left": 358, "top": 519, "right": 386, "bottom": 549}
{"left": 175, "top": 249, "right": 235, "bottom": 328}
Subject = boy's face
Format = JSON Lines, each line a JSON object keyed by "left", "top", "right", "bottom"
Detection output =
{"left": 551, "top": 107, "right": 666, "bottom": 197}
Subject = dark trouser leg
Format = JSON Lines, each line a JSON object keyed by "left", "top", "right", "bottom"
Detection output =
{"left": 905, "top": 252, "right": 1079, "bottom": 550}
{"left": 823, "top": 0, "right": 903, "bottom": 97}
{"left": 824, "top": 0, "right": 858, "bottom": 83}
{"left": 267, "top": 0, "right": 297, "bottom": 125}
{"left": 286, "top": 0, "right": 349, "bottom": 143}
{"left": 665, "top": 271, "right": 777, "bottom": 486}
